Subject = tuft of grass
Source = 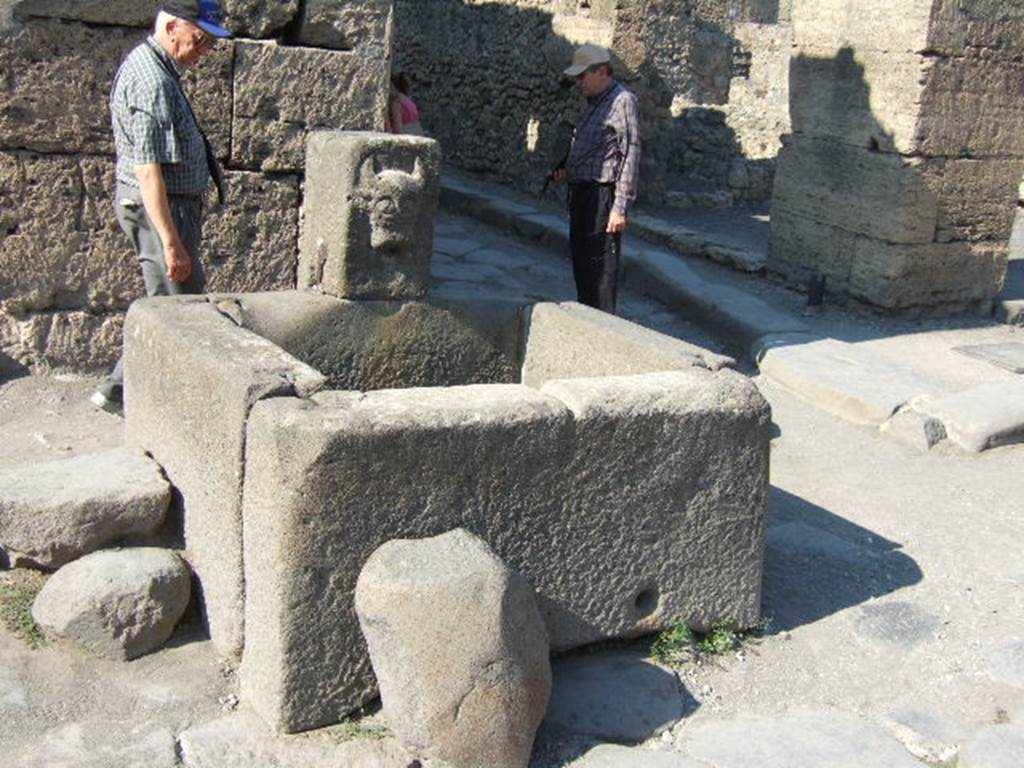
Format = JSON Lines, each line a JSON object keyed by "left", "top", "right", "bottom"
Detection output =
{"left": 325, "top": 705, "right": 391, "bottom": 743}
{"left": 650, "top": 621, "right": 749, "bottom": 666}
{"left": 0, "top": 571, "right": 47, "bottom": 649}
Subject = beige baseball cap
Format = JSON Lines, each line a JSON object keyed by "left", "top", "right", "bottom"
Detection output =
{"left": 564, "top": 44, "right": 611, "bottom": 77}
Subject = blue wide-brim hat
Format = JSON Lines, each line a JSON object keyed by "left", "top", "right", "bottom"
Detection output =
{"left": 162, "top": 0, "right": 232, "bottom": 38}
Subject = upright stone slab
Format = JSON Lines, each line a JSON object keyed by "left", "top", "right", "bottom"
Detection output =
{"left": 769, "top": 0, "right": 1024, "bottom": 313}
{"left": 240, "top": 368, "right": 769, "bottom": 732}
{"left": 124, "top": 296, "right": 326, "bottom": 658}
{"left": 298, "top": 131, "right": 441, "bottom": 300}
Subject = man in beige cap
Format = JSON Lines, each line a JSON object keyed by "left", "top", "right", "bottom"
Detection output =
{"left": 552, "top": 44, "right": 640, "bottom": 314}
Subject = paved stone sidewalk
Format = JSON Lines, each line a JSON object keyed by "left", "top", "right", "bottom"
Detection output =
{"left": 441, "top": 169, "right": 1024, "bottom": 453}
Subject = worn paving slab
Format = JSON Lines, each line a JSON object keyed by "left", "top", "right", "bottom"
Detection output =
{"left": 678, "top": 709, "right": 924, "bottom": 767}
{"left": 754, "top": 334, "right": 945, "bottom": 426}
{"left": 915, "top": 379, "right": 1024, "bottom": 451}
{"left": 954, "top": 341, "right": 1024, "bottom": 373}
{"left": 568, "top": 743, "right": 707, "bottom": 768}
{"left": 959, "top": 723, "right": 1024, "bottom": 768}
{"left": 544, "top": 651, "right": 687, "bottom": 743}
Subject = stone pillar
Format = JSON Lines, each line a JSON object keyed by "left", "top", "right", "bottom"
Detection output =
{"left": 770, "top": 0, "right": 1024, "bottom": 313}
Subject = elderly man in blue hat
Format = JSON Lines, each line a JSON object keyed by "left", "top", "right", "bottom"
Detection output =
{"left": 92, "top": 1, "right": 232, "bottom": 413}
{"left": 552, "top": 44, "right": 641, "bottom": 315}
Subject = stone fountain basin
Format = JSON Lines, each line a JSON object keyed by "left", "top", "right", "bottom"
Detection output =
{"left": 124, "top": 290, "right": 769, "bottom": 733}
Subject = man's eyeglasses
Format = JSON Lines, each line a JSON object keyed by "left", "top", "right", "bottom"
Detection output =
{"left": 192, "top": 27, "right": 216, "bottom": 51}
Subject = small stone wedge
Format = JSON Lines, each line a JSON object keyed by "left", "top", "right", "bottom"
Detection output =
{"left": 355, "top": 528, "right": 551, "bottom": 768}
{"left": 0, "top": 447, "right": 171, "bottom": 569}
{"left": 32, "top": 548, "right": 191, "bottom": 660}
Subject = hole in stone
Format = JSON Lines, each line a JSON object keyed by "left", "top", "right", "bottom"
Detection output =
{"left": 868, "top": 136, "right": 880, "bottom": 152}
{"left": 634, "top": 587, "right": 659, "bottom": 617}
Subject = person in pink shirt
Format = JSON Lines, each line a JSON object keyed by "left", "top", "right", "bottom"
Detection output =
{"left": 387, "top": 73, "right": 424, "bottom": 135}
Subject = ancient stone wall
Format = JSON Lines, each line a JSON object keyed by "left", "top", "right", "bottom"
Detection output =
{"left": 769, "top": 0, "right": 1024, "bottom": 313}
{"left": 392, "top": 0, "right": 791, "bottom": 209}
{"left": 0, "top": 0, "right": 391, "bottom": 374}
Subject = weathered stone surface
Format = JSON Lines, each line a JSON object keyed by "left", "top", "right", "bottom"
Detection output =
{"left": 179, "top": 710, "right": 418, "bottom": 768}
{"left": 959, "top": 723, "right": 1024, "bottom": 768}
{"left": 574, "top": 744, "right": 706, "bottom": 767}
{"left": 0, "top": 153, "right": 137, "bottom": 317}
{"left": 124, "top": 297, "right": 326, "bottom": 658}
{"left": 880, "top": 407, "right": 947, "bottom": 451}
{"left": 769, "top": 209, "right": 1008, "bottom": 312}
{"left": 298, "top": 132, "right": 440, "bottom": 300}
{"left": 232, "top": 291, "right": 521, "bottom": 390}
{"left": 914, "top": 380, "right": 1024, "bottom": 452}
{"left": 12, "top": 0, "right": 158, "bottom": 27}
{"left": 0, "top": 447, "right": 170, "bottom": 569}
{"left": 754, "top": 334, "right": 944, "bottom": 426}
{"left": 241, "top": 368, "right": 769, "bottom": 731}
{"left": 987, "top": 640, "right": 1024, "bottom": 688}
{"left": 355, "top": 529, "right": 550, "bottom": 768}
{"left": 222, "top": 0, "right": 299, "bottom": 39}
{"left": 0, "top": 21, "right": 137, "bottom": 154}
{"left": 203, "top": 171, "right": 300, "bottom": 294}
{"left": 294, "top": 0, "right": 391, "bottom": 53}
{"left": 953, "top": 342, "right": 1024, "bottom": 374}
{"left": 0, "top": 303, "right": 127, "bottom": 374}
{"left": 7, "top": 721, "right": 179, "bottom": 768}
{"left": 232, "top": 43, "right": 388, "bottom": 171}
{"left": 545, "top": 650, "right": 684, "bottom": 742}
{"left": 32, "top": 548, "right": 191, "bottom": 660}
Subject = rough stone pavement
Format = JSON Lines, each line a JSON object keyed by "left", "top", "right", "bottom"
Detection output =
{"left": 0, "top": 197, "right": 1022, "bottom": 766}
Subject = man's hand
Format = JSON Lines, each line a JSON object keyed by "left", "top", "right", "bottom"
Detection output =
{"left": 164, "top": 240, "right": 192, "bottom": 283}
{"left": 606, "top": 210, "right": 627, "bottom": 234}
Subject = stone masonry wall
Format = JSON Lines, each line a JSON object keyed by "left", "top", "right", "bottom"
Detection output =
{"left": 769, "top": 0, "right": 1024, "bottom": 313}
{"left": 0, "top": 0, "right": 391, "bottom": 374}
{"left": 393, "top": 0, "right": 792, "bottom": 208}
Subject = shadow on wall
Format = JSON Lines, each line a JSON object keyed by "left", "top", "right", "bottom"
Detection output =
{"left": 391, "top": 0, "right": 783, "bottom": 208}
{"left": 769, "top": 46, "right": 1017, "bottom": 314}
{"left": 762, "top": 486, "right": 923, "bottom": 633}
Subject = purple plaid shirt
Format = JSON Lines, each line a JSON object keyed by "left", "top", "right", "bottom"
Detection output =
{"left": 566, "top": 81, "right": 641, "bottom": 215}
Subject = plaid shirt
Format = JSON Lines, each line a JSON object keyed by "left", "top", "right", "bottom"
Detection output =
{"left": 110, "top": 37, "right": 210, "bottom": 196}
{"left": 566, "top": 81, "right": 641, "bottom": 215}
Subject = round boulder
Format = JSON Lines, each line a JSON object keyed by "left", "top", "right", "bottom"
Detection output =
{"left": 32, "top": 548, "right": 191, "bottom": 661}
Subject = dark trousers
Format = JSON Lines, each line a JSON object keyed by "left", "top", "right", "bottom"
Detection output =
{"left": 569, "top": 181, "right": 620, "bottom": 314}
{"left": 98, "top": 183, "right": 205, "bottom": 399}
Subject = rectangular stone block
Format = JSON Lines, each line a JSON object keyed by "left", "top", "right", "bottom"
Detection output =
{"left": 12, "top": 0, "right": 158, "bottom": 26}
{"left": 124, "top": 297, "right": 326, "bottom": 658}
{"left": 240, "top": 368, "right": 769, "bottom": 732}
{"left": 927, "top": 0, "right": 1024, "bottom": 59}
{"left": 793, "top": 0, "right": 933, "bottom": 54}
{"left": 298, "top": 132, "right": 440, "bottom": 300}
{"left": 294, "top": 0, "right": 391, "bottom": 53}
{"left": 231, "top": 42, "right": 388, "bottom": 171}
{"left": 522, "top": 301, "right": 733, "bottom": 389}
{"left": 771, "top": 137, "right": 938, "bottom": 245}
{"left": 232, "top": 291, "right": 522, "bottom": 391}
{"left": 791, "top": 46, "right": 1024, "bottom": 158}
{"left": 0, "top": 21, "right": 138, "bottom": 154}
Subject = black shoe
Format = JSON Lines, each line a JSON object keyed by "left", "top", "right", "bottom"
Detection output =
{"left": 90, "top": 389, "right": 123, "bottom": 416}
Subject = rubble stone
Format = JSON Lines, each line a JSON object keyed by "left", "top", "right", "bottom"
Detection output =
{"left": 124, "top": 297, "right": 326, "bottom": 658}
{"left": 240, "top": 366, "right": 769, "bottom": 732}
{"left": 355, "top": 529, "right": 550, "bottom": 768}
{"left": 298, "top": 132, "right": 441, "bottom": 300}
{"left": 31, "top": 548, "right": 191, "bottom": 660}
{"left": 0, "top": 447, "right": 170, "bottom": 569}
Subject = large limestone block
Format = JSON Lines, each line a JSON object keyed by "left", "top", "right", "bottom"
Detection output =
{"left": 241, "top": 369, "right": 769, "bottom": 731}
{"left": 772, "top": 137, "right": 1020, "bottom": 246}
{"left": 790, "top": 46, "right": 1024, "bottom": 158}
{"left": 32, "top": 548, "right": 191, "bottom": 660}
{"left": 232, "top": 43, "right": 388, "bottom": 171}
{"left": 794, "top": 0, "right": 1024, "bottom": 58}
{"left": 124, "top": 297, "right": 325, "bottom": 658}
{"left": 203, "top": 171, "right": 300, "bottom": 293}
{"left": 522, "top": 301, "right": 732, "bottom": 389}
{"left": 12, "top": 0, "right": 158, "bottom": 26}
{"left": 0, "top": 21, "right": 136, "bottom": 154}
{"left": 0, "top": 447, "right": 170, "bottom": 569}
{"left": 0, "top": 153, "right": 135, "bottom": 317}
{"left": 0, "top": 308, "right": 124, "bottom": 373}
{"left": 298, "top": 132, "right": 440, "bottom": 300}
{"left": 223, "top": 0, "right": 299, "bottom": 39}
{"left": 231, "top": 291, "right": 521, "bottom": 390}
{"left": 355, "top": 529, "right": 550, "bottom": 768}
{"left": 294, "top": 0, "right": 391, "bottom": 53}
{"left": 768, "top": 210, "right": 1007, "bottom": 311}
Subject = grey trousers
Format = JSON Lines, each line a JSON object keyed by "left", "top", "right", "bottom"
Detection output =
{"left": 99, "top": 183, "right": 205, "bottom": 398}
